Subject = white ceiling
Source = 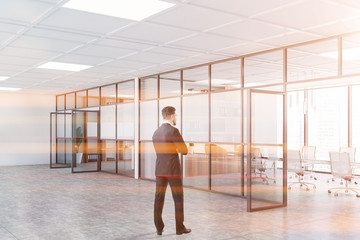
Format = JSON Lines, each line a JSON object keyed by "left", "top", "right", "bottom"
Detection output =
{"left": 0, "top": 0, "right": 360, "bottom": 94}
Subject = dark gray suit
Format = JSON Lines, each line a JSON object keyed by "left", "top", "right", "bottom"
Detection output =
{"left": 152, "top": 123, "right": 188, "bottom": 232}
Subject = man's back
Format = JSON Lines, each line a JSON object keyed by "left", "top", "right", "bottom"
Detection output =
{"left": 152, "top": 123, "right": 187, "bottom": 177}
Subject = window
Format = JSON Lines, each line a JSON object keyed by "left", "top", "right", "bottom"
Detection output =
{"left": 287, "top": 91, "right": 304, "bottom": 150}
{"left": 160, "top": 71, "right": 180, "bottom": 98}
{"left": 183, "top": 94, "right": 209, "bottom": 142}
{"left": 211, "top": 90, "right": 241, "bottom": 143}
{"left": 140, "top": 76, "right": 158, "bottom": 100}
{"left": 183, "top": 66, "right": 209, "bottom": 95}
{"left": 308, "top": 87, "right": 348, "bottom": 161}
{"left": 211, "top": 60, "right": 241, "bottom": 91}
{"left": 88, "top": 88, "right": 100, "bottom": 107}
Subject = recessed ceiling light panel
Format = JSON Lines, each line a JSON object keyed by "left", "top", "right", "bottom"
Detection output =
{"left": 62, "top": 0, "right": 175, "bottom": 21}
{"left": 0, "top": 87, "right": 21, "bottom": 91}
{"left": 0, "top": 76, "right": 9, "bottom": 81}
{"left": 37, "top": 61, "right": 93, "bottom": 72}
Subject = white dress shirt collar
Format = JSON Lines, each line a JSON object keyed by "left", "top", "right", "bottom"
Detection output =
{"left": 163, "top": 120, "right": 174, "bottom": 127}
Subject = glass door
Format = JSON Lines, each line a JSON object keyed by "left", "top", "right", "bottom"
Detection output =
{"left": 50, "top": 112, "right": 72, "bottom": 168}
{"left": 72, "top": 110, "right": 101, "bottom": 173}
{"left": 247, "top": 89, "right": 287, "bottom": 212}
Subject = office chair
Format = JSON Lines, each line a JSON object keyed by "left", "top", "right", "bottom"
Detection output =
{"left": 328, "top": 151, "right": 360, "bottom": 197}
{"left": 287, "top": 150, "right": 316, "bottom": 191}
{"left": 251, "top": 147, "right": 276, "bottom": 185}
{"left": 327, "top": 147, "right": 358, "bottom": 184}
{"left": 301, "top": 146, "right": 317, "bottom": 180}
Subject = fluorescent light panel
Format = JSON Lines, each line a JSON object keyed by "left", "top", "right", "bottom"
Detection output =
{"left": 0, "top": 87, "right": 21, "bottom": 91}
{"left": 0, "top": 76, "right": 9, "bottom": 81}
{"left": 63, "top": 0, "right": 175, "bottom": 21}
{"left": 37, "top": 62, "right": 93, "bottom": 72}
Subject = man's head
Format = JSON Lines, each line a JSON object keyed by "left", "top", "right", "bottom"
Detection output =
{"left": 162, "top": 106, "right": 176, "bottom": 126}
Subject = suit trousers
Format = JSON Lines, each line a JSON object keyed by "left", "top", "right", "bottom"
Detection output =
{"left": 154, "top": 176, "right": 185, "bottom": 232}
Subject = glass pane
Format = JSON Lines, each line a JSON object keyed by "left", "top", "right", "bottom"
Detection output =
{"left": 66, "top": 93, "right": 75, "bottom": 110}
{"left": 288, "top": 39, "right": 338, "bottom": 81}
{"left": 117, "top": 140, "right": 135, "bottom": 176}
{"left": 183, "top": 94, "right": 209, "bottom": 142}
{"left": 118, "top": 81, "right": 134, "bottom": 103}
{"left": 73, "top": 111, "right": 99, "bottom": 172}
{"left": 140, "top": 100, "right": 158, "bottom": 140}
{"left": 140, "top": 141, "right": 156, "bottom": 179}
{"left": 76, "top": 91, "right": 87, "bottom": 108}
{"left": 101, "top": 140, "right": 116, "bottom": 173}
{"left": 343, "top": 34, "right": 360, "bottom": 75}
{"left": 211, "top": 143, "right": 242, "bottom": 195}
{"left": 117, "top": 102, "right": 134, "bottom": 140}
{"left": 352, "top": 86, "right": 360, "bottom": 163}
{"left": 250, "top": 145, "right": 283, "bottom": 209}
{"left": 211, "top": 60, "right": 241, "bottom": 91}
{"left": 183, "top": 143, "right": 209, "bottom": 190}
{"left": 101, "top": 85, "right": 116, "bottom": 105}
{"left": 160, "top": 71, "right": 181, "bottom": 98}
{"left": 159, "top": 97, "right": 181, "bottom": 133}
{"left": 252, "top": 92, "right": 283, "bottom": 144}
{"left": 183, "top": 66, "right": 209, "bottom": 95}
{"left": 211, "top": 90, "right": 241, "bottom": 143}
{"left": 308, "top": 87, "right": 348, "bottom": 163}
{"left": 87, "top": 111, "right": 99, "bottom": 138}
{"left": 245, "top": 50, "right": 283, "bottom": 87}
{"left": 57, "top": 95, "right": 65, "bottom": 111}
{"left": 100, "top": 105, "right": 115, "bottom": 139}
{"left": 88, "top": 88, "right": 100, "bottom": 107}
{"left": 57, "top": 113, "right": 64, "bottom": 138}
{"left": 140, "top": 76, "right": 158, "bottom": 100}
{"left": 287, "top": 91, "right": 304, "bottom": 150}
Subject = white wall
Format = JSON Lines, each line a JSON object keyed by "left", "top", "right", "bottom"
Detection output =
{"left": 0, "top": 92, "right": 55, "bottom": 166}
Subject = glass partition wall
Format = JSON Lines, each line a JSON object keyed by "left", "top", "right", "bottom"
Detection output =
{"left": 52, "top": 80, "right": 135, "bottom": 177}
{"left": 55, "top": 31, "right": 360, "bottom": 211}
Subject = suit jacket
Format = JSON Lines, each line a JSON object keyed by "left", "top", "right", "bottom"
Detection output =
{"left": 152, "top": 123, "right": 188, "bottom": 177}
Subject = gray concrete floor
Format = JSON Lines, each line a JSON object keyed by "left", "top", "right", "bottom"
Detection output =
{"left": 1, "top": 165, "right": 360, "bottom": 240}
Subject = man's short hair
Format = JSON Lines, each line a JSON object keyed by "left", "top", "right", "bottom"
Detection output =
{"left": 162, "top": 106, "right": 176, "bottom": 119}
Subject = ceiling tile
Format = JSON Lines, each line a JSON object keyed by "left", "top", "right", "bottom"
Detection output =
{"left": 94, "top": 38, "right": 154, "bottom": 51}
{"left": 147, "top": 46, "right": 202, "bottom": 57}
{"left": 256, "top": 0, "right": 359, "bottom": 30}
{"left": 170, "top": 33, "right": 244, "bottom": 51}
{"left": 258, "top": 31, "right": 319, "bottom": 47}
{"left": 189, "top": 0, "right": 290, "bottom": 17}
{"left": 0, "top": 46, "right": 61, "bottom": 59}
{"left": 72, "top": 44, "right": 136, "bottom": 59}
{"left": 0, "top": 0, "right": 53, "bottom": 24}
{"left": 10, "top": 35, "right": 83, "bottom": 52}
{"left": 39, "top": 8, "right": 134, "bottom": 35}
{"left": 0, "top": 55, "right": 44, "bottom": 66}
{"left": 0, "top": 22, "right": 26, "bottom": 34}
{"left": 55, "top": 53, "right": 111, "bottom": 65}
{"left": 123, "top": 52, "right": 183, "bottom": 64}
{"left": 113, "top": 22, "right": 195, "bottom": 44}
{"left": 102, "top": 59, "right": 155, "bottom": 69}
{"left": 148, "top": 4, "right": 240, "bottom": 31}
{"left": 0, "top": 32, "right": 16, "bottom": 45}
{"left": 306, "top": 17, "right": 360, "bottom": 37}
{"left": 209, "top": 20, "right": 286, "bottom": 41}
{"left": 25, "top": 27, "right": 98, "bottom": 43}
{"left": 215, "top": 42, "right": 273, "bottom": 56}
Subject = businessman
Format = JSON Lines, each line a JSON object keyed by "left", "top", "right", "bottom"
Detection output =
{"left": 153, "top": 106, "right": 191, "bottom": 236}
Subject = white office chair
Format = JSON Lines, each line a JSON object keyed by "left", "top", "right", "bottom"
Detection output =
{"left": 288, "top": 150, "right": 316, "bottom": 191}
{"left": 340, "top": 147, "right": 358, "bottom": 184}
{"left": 301, "top": 146, "right": 317, "bottom": 180}
{"left": 251, "top": 147, "right": 275, "bottom": 185}
{"left": 328, "top": 151, "right": 360, "bottom": 197}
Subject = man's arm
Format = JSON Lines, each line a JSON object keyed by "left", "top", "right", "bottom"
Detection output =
{"left": 173, "top": 128, "right": 188, "bottom": 155}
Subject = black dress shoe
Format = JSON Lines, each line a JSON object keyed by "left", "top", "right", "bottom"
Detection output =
{"left": 176, "top": 228, "right": 191, "bottom": 235}
{"left": 157, "top": 230, "right": 163, "bottom": 236}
